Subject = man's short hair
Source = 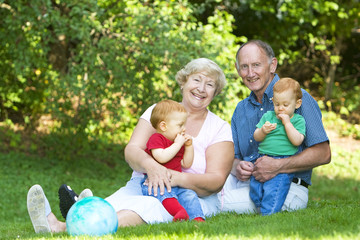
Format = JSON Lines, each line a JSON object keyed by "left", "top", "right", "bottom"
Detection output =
{"left": 235, "top": 40, "right": 275, "bottom": 69}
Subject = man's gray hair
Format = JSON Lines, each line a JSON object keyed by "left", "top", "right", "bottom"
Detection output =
{"left": 235, "top": 40, "right": 275, "bottom": 69}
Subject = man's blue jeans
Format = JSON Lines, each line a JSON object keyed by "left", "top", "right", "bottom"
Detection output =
{"left": 141, "top": 177, "right": 205, "bottom": 220}
{"left": 249, "top": 156, "right": 294, "bottom": 215}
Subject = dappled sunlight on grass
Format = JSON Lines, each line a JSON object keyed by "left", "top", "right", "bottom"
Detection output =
{"left": 311, "top": 132, "right": 360, "bottom": 201}
{"left": 314, "top": 146, "right": 360, "bottom": 180}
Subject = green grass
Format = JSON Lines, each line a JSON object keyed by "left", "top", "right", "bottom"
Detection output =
{"left": 1, "top": 118, "right": 360, "bottom": 240}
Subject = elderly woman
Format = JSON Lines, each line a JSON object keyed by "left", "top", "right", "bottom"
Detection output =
{"left": 27, "top": 58, "right": 234, "bottom": 232}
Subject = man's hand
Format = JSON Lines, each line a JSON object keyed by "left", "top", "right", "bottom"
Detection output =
{"left": 253, "top": 155, "right": 283, "bottom": 182}
{"left": 234, "top": 160, "right": 255, "bottom": 181}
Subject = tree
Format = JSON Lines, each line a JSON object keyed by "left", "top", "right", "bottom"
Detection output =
{"left": 0, "top": 1, "right": 53, "bottom": 125}
{"left": 0, "top": 0, "right": 241, "bottom": 143}
{"left": 233, "top": 0, "right": 360, "bottom": 113}
{"left": 189, "top": 0, "right": 360, "bottom": 116}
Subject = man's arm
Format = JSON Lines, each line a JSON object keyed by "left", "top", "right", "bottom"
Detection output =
{"left": 253, "top": 141, "right": 331, "bottom": 182}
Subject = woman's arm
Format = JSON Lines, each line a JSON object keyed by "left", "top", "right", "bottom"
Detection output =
{"left": 171, "top": 141, "right": 234, "bottom": 197}
{"left": 124, "top": 118, "right": 172, "bottom": 196}
{"left": 124, "top": 119, "right": 156, "bottom": 171}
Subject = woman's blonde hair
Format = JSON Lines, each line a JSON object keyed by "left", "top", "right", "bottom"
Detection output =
{"left": 175, "top": 58, "right": 226, "bottom": 96}
{"left": 150, "top": 99, "right": 187, "bottom": 129}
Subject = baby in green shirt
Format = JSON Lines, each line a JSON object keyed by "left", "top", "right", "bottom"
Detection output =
{"left": 251, "top": 77, "right": 306, "bottom": 215}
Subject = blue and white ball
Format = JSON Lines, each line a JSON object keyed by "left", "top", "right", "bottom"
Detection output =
{"left": 66, "top": 196, "right": 118, "bottom": 236}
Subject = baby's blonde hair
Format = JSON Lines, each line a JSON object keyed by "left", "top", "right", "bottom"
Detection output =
{"left": 150, "top": 99, "right": 187, "bottom": 130}
{"left": 273, "top": 77, "right": 302, "bottom": 100}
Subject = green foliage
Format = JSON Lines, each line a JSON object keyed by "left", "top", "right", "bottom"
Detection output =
{"left": 1, "top": 0, "right": 359, "bottom": 144}
{"left": 202, "top": 9, "right": 250, "bottom": 119}
{"left": 0, "top": 0, "right": 242, "bottom": 143}
{"left": 232, "top": 0, "right": 360, "bottom": 114}
{"left": 322, "top": 111, "right": 360, "bottom": 139}
{"left": 0, "top": 121, "right": 38, "bottom": 153}
{"left": 0, "top": 1, "right": 56, "bottom": 125}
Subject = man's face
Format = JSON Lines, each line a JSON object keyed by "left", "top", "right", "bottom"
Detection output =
{"left": 236, "top": 44, "right": 277, "bottom": 99}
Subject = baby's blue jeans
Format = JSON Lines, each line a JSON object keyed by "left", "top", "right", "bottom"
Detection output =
{"left": 249, "top": 156, "right": 294, "bottom": 215}
{"left": 141, "top": 177, "right": 205, "bottom": 220}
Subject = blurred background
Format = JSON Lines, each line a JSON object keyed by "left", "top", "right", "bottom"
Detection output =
{"left": 0, "top": 0, "right": 359, "bottom": 152}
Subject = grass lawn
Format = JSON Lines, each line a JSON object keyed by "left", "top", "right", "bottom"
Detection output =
{"left": 0, "top": 122, "right": 359, "bottom": 239}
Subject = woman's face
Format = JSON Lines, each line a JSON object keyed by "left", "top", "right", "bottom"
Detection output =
{"left": 181, "top": 72, "right": 217, "bottom": 111}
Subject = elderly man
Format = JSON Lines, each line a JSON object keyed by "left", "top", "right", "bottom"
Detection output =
{"left": 221, "top": 39, "right": 331, "bottom": 214}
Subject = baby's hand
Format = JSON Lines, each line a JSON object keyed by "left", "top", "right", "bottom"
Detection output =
{"left": 174, "top": 133, "right": 186, "bottom": 145}
{"left": 184, "top": 134, "right": 193, "bottom": 146}
{"left": 262, "top": 121, "right": 277, "bottom": 134}
{"left": 277, "top": 114, "right": 290, "bottom": 124}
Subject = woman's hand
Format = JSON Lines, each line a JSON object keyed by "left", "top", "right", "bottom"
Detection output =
{"left": 145, "top": 163, "right": 172, "bottom": 196}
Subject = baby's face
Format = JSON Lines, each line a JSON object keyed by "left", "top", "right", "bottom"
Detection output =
{"left": 273, "top": 89, "right": 300, "bottom": 118}
{"left": 163, "top": 111, "right": 188, "bottom": 141}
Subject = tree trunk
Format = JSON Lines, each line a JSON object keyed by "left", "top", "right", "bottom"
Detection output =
{"left": 324, "top": 39, "right": 342, "bottom": 111}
